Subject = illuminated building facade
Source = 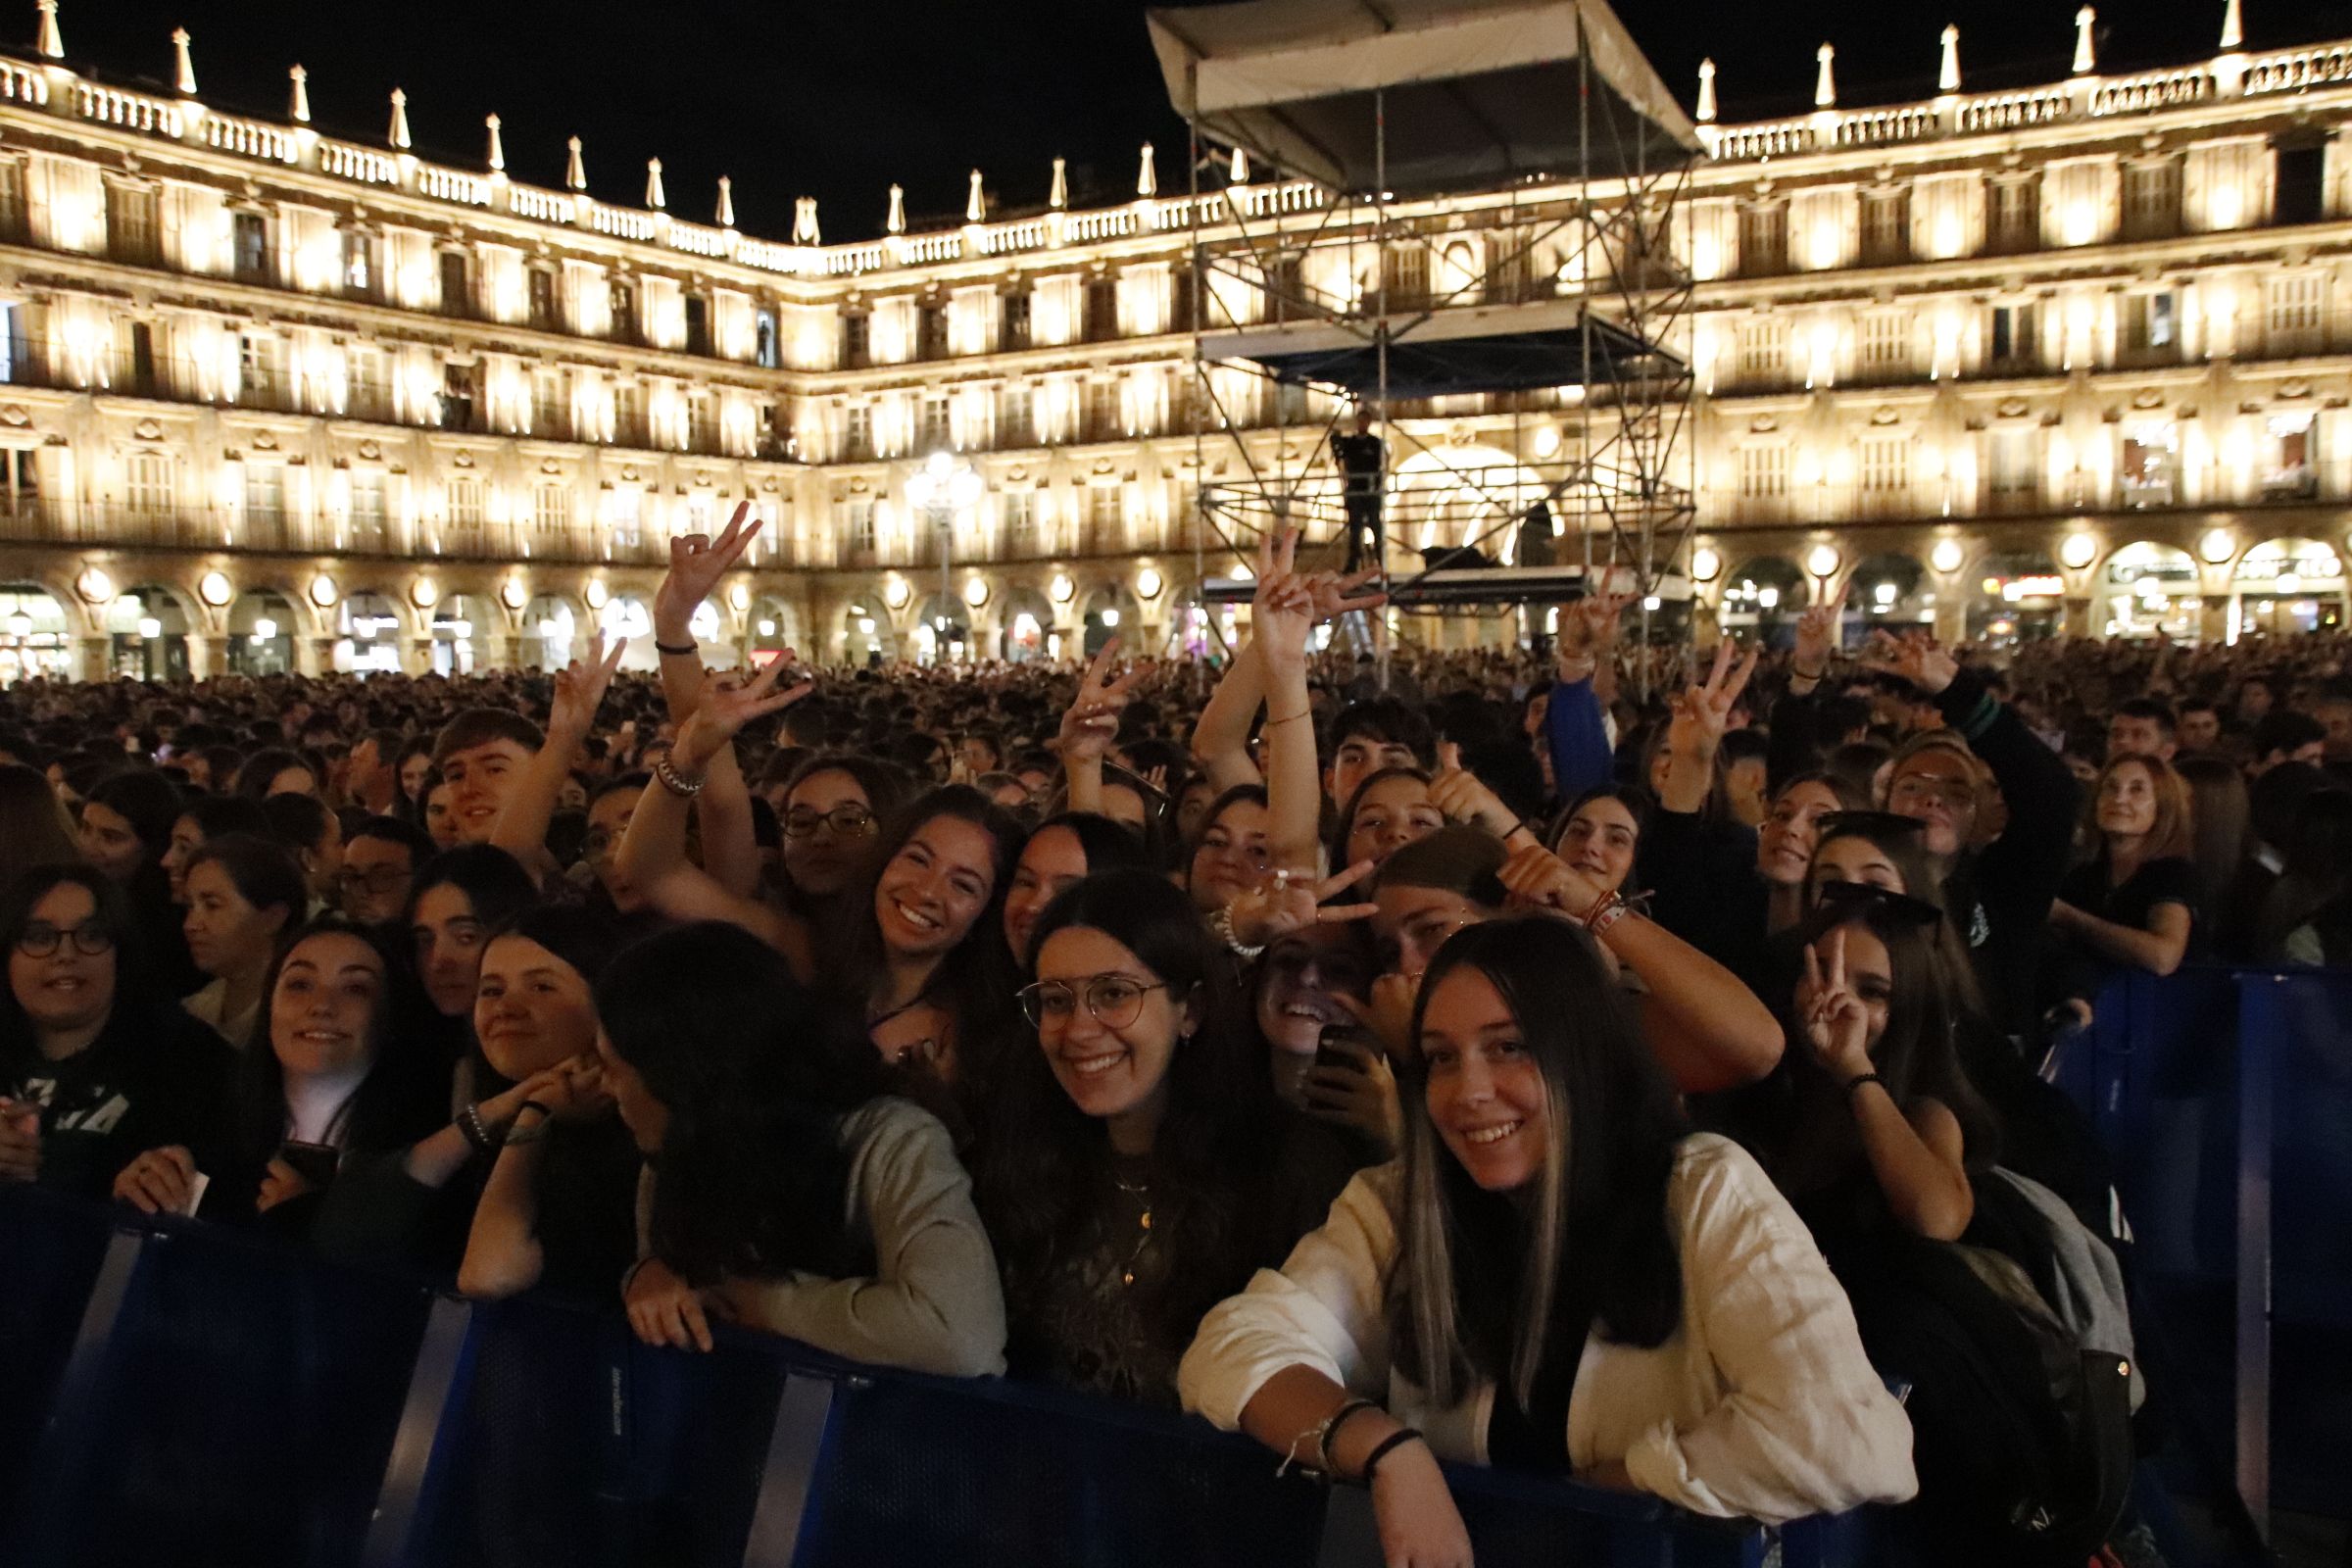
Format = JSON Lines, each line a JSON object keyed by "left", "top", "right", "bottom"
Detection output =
{"left": 0, "top": 0, "right": 2345, "bottom": 679}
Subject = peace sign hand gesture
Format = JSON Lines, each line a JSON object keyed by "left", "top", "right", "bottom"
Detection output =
{"left": 1225, "top": 858, "right": 1380, "bottom": 951}
{"left": 655, "top": 500, "right": 763, "bottom": 639}
{"left": 1301, "top": 564, "right": 1389, "bottom": 624}
{"left": 1792, "top": 583, "right": 1847, "bottom": 680}
{"left": 1056, "top": 637, "right": 1139, "bottom": 764}
{"left": 547, "top": 634, "right": 630, "bottom": 747}
{"left": 1800, "top": 927, "right": 1875, "bottom": 1081}
{"left": 673, "top": 653, "right": 813, "bottom": 774}
{"left": 1251, "top": 527, "right": 1317, "bottom": 675}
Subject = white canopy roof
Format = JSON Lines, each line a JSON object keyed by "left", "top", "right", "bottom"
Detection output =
{"left": 1148, "top": 0, "right": 1698, "bottom": 193}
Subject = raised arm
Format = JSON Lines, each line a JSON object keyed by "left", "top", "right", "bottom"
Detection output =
{"left": 1191, "top": 639, "right": 1268, "bottom": 792}
{"left": 492, "top": 635, "right": 626, "bottom": 881}
{"left": 1056, "top": 639, "right": 1137, "bottom": 815}
{"left": 1659, "top": 642, "right": 1759, "bottom": 817}
{"left": 613, "top": 659, "right": 814, "bottom": 969}
{"left": 652, "top": 503, "right": 769, "bottom": 901}
{"left": 1544, "top": 598, "right": 1621, "bottom": 807}
{"left": 1253, "top": 529, "right": 1327, "bottom": 875}
{"left": 1800, "top": 929, "right": 1975, "bottom": 1239}
{"left": 1497, "top": 844, "right": 1784, "bottom": 1092}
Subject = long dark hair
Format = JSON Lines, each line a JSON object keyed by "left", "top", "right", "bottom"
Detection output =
{"left": 84, "top": 769, "right": 182, "bottom": 867}
{"left": 231, "top": 915, "right": 444, "bottom": 1164}
{"left": 1788, "top": 897, "right": 2000, "bottom": 1172}
{"left": 595, "top": 922, "right": 880, "bottom": 1286}
{"left": 1331, "top": 765, "right": 1434, "bottom": 871}
{"left": 839, "top": 784, "right": 1023, "bottom": 1025}
{"left": 975, "top": 868, "right": 1285, "bottom": 1351}
{"left": 1393, "top": 917, "right": 1688, "bottom": 1407}
{"left": 470, "top": 904, "right": 621, "bottom": 1096}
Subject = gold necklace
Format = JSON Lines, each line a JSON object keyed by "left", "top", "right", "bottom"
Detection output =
{"left": 1112, "top": 1172, "right": 1153, "bottom": 1288}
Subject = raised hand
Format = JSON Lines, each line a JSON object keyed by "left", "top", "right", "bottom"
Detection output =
{"left": 1250, "top": 527, "right": 1317, "bottom": 673}
{"left": 1666, "top": 640, "right": 1759, "bottom": 765}
{"left": 1792, "top": 584, "right": 1848, "bottom": 679}
{"left": 1857, "top": 630, "right": 1958, "bottom": 696}
{"left": 1226, "top": 859, "right": 1379, "bottom": 951}
{"left": 547, "top": 633, "right": 629, "bottom": 745}
{"left": 1056, "top": 637, "right": 1139, "bottom": 764}
{"left": 1301, "top": 564, "right": 1389, "bottom": 623}
{"left": 655, "top": 499, "right": 763, "bottom": 635}
{"left": 674, "top": 654, "right": 813, "bottom": 773}
{"left": 1495, "top": 841, "right": 1606, "bottom": 922}
{"left": 1427, "top": 741, "right": 1517, "bottom": 838}
{"left": 1800, "top": 927, "right": 1875, "bottom": 1080}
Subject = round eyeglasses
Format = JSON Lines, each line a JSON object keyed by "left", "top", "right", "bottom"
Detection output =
{"left": 1018, "top": 974, "right": 1168, "bottom": 1031}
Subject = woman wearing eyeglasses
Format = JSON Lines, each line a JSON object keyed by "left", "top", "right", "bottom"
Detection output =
{"left": 0, "top": 865, "right": 234, "bottom": 1198}
{"left": 977, "top": 868, "right": 1352, "bottom": 1405}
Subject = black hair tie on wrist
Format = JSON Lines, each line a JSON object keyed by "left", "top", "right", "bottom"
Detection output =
{"left": 1844, "top": 1071, "right": 1886, "bottom": 1098}
{"left": 653, "top": 639, "right": 699, "bottom": 658}
{"left": 1358, "top": 1427, "right": 1424, "bottom": 1486}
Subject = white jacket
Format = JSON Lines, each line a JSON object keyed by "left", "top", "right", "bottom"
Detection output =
{"left": 1178, "top": 1133, "right": 1917, "bottom": 1525}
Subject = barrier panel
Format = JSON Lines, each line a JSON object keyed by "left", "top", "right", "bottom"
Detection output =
{"left": 0, "top": 1189, "right": 1899, "bottom": 1568}
{"left": 2055, "top": 965, "right": 2352, "bottom": 1534}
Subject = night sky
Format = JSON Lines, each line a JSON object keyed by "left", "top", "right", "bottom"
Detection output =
{"left": 64, "top": 0, "right": 2352, "bottom": 243}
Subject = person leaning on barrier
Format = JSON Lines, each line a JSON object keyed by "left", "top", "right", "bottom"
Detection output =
{"left": 1179, "top": 916, "right": 1916, "bottom": 1565}
{"left": 595, "top": 921, "right": 1006, "bottom": 1378}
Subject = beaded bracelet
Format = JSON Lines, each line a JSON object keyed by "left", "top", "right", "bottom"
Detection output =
{"left": 653, "top": 755, "right": 706, "bottom": 799}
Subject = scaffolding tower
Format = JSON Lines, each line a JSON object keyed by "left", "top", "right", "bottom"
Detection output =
{"left": 1148, "top": 0, "right": 1703, "bottom": 669}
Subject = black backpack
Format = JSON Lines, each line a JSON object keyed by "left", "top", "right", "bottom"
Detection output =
{"left": 1821, "top": 1227, "right": 2134, "bottom": 1567}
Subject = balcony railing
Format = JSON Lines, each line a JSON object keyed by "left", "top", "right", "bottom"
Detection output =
{"left": 0, "top": 495, "right": 755, "bottom": 568}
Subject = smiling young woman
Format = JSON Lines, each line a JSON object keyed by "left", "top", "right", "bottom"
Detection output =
{"left": 1180, "top": 916, "right": 1915, "bottom": 1551}
{"left": 978, "top": 868, "right": 1352, "bottom": 1407}
{"left": 0, "top": 865, "right": 233, "bottom": 1199}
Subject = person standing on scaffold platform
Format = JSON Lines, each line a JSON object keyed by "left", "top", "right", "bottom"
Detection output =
{"left": 1330, "top": 405, "right": 1386, "bottom": 573}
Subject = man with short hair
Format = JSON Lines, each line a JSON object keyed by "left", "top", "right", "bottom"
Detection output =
{"left": 337, "top": 816, "right": 430, "bottom": 924}
{"left": 2176, "top": 698, "right": 2222, "bottom": 757}
{"left": 957, "top": 727, "right": 1004, "bottom": 780}
{"left": 2106, "top": 697, "right": 2178, "bottom": 762}
{"left": 342, "top": 727, "right": 406, "bottom": 815}
{"left": 433, "top": 709, "right": 546, "bottom": 845}
{"left": 1323, "top": 697, "right": 1435, "bottom": 810}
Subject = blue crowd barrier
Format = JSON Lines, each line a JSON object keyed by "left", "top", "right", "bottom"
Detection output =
{"left": 0, "top": 1187, "right": 1904, "bottom": 1568}
{"left": 2053, "top": 964, "right": 2352, "bottom": 1535}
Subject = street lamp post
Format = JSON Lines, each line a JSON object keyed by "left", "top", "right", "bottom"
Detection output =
{"left": 906, "top": 451, "right": 982, "bottom": 664}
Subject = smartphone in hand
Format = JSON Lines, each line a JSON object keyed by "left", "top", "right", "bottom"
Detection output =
{"left": 277, "top": 1140, "right": 340, "bottom": 1189}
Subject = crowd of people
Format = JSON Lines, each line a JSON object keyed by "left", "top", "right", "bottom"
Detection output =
{"left": 2, "top": 499, "right": 2347, "bottom": 1567}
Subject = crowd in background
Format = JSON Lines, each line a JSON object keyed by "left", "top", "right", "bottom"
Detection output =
{"left": 1, "top": 501, "right": 2347, "bottom": 1568}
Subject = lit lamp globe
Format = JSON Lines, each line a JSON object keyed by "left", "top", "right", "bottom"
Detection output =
{"left": 310, "top": 573, "right": 339, "bottom": 609}
{"left": 2059, "top": 533, "right": 2098, "bottom": 571}
{"left": 1136, "top": 566, "right": 1164, "bottom": 600}
{"left": 963, "top": 576, "right": 989, "bottom": 610}
{"left": 1689, "top": 546, "right": 1722, "bottom": 584}
{"left": 1930, "top": 537, "right": 1966, "bottom": 575}
{"left": 1805, "top": 544, "right": 1841, "bottom": 581}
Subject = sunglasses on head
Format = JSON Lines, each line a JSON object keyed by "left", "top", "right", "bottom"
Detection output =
{"left": 1808, "top": 878, "right": 1946, "bottom": 933}
{"left": 1814, "top": 810, "right": 1928, "bottom": 844}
